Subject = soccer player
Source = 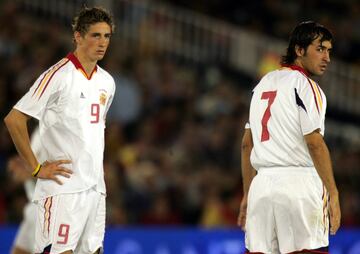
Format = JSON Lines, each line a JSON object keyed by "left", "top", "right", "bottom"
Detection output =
{"left": 8, "top": 128, "right": 44, "bottom": 254}
{"left": 4, "top": 6, "right": 115, "bottom": 254}
{"left": 238, "top": 21, "right": 341, "bottom": 253}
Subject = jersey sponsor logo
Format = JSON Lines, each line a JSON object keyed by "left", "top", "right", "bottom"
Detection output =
{"left": 80, "top": 92, "right": 86, "bottom": 99}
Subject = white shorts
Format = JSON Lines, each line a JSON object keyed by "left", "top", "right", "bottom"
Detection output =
{"left": 34, "top": 188, "right": 106, "bottom": 254}
{"left": 245, "top": 167, "right": 329, "bottom": 253}
{"left": 13, "top": 202, "right": 36, "bottom": 253}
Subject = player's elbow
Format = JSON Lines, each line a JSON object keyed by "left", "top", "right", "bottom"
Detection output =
{"left": 4, "top": 111, "right": 14, "bottom": 129}
{"left": 4, "top": 109, "right": 26, "bottom": 131}
{"left": 241, "top": 140, "right": 252, "bottom": 152}
{"left": 304, "top": 131, "right": 326, "bottom": 154}
{"left": 241, "top": 132, "right": 253, "bottom": 153}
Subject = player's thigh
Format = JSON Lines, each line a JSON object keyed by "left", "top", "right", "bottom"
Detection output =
{"left": 275, "top": 174, "right": 328, "bottom": 252}
{"left": 245, "top": 174, "right": 275, "bottom": 252}
{"left": 76, "top": 191, "right": 106, "bottom": 254}
{"left": 34, "top": 192, "right": 90, "bottom": 254}
{"left": 11, "top": 246, "right": 32, "bottom": 254}
{"left": 13, "top": 203, "right": 36, "bottom": 253}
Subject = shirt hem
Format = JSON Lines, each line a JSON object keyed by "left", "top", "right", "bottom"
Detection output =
{"left": 32, "top": 185, "right": 106, "bottom": 201}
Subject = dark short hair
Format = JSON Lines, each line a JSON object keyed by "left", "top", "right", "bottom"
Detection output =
{"left": 281, "top": 21, "right": 333, "bottom": 65}
{"left": 72, "top": 6, "right": 114, "bottom": 36}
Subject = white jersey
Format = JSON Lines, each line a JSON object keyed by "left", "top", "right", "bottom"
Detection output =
{"left": 14, "top": 53, "right": 115, "bottom": 201}
{"left": 248, "top": 65, "right": 326, "bottom": 169}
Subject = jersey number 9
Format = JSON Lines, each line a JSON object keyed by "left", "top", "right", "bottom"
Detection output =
{"left": 90, "top": 103, "right": 100, "bottom": 123}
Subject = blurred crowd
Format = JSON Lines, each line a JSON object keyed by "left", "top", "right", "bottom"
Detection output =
{"left": 170, "top": 0, "right": 360, "bottom": 65}
{"left": 0, "top": 1, "right": 359, "bottom": 229}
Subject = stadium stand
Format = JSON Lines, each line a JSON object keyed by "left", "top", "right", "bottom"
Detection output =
{"left": 0, "top": 0, "right": 359, "bottom": 230}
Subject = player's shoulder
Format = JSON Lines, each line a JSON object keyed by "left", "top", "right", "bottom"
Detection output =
{"left": 275, "top": 67, "right": 314, "bottom": 90}
{"left": 42, "top": 57, "right": 70, "bottom": 74}
{"left": 254, "top": 69, "right": 284, "bottom": 88}
{"left": 96, "top": 66, "right": 116, "bottom": 94}
{"left": 37, "top": 57, "right": 72, "bottom": 84}
{"left": 96, "top": 66, "right": 115, "bottom": 83}
{"left": 279, "top": 67, "right": 312, "bottom": 82}
{"left": 269, "top": 67, "right": 306, "bottom": 80}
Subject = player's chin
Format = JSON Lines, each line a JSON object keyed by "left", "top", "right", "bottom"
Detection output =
{"left": 94, "top": 52, "right": 106, "bottom": 60}
{"left": 315, "top": 69, "right": 325, "bottom": 76}
{"left": 95, "top": 55, "right": 105, "bottom": 61}
{"left": 319, "top": 66, "right": 327, "bottom": 74}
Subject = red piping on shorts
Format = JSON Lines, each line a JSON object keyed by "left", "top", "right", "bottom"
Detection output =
{"left": 287, "top": 249, "right": 328, "bottom": 254}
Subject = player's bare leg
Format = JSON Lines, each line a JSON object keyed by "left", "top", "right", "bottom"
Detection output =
{"left": 11, "top": 246, "right": 31, "bottom": 254}
{"left": 35, "top": 251, "right": 73, "bottom": 254}
{"left": 289, "top": 252, "right": 319, "bottom": 254}
{"left": 94, "top": 247, "right": 103, "bottom": 254}
{"left": 56, "top": 248, "right": 102, "bottom": 253}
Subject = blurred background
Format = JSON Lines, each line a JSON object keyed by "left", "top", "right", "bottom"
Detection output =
{"left": 0, "top": 0, "right": 359, "bottom": 253}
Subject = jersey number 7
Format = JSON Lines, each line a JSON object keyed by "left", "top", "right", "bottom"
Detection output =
{"left": 261, "top": 91, "right": 277, "bottom": 142}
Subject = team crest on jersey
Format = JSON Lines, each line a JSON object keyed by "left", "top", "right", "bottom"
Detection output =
{"left": 99, "top": 93, "right": 107, "bottom": 106}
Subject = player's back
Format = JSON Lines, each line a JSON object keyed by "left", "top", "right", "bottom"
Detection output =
{"left": 249, "top": 67, "right": 319, "bottom": 169}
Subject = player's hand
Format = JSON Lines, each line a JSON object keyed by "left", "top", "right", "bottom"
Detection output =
{"left": 237, "top": 195, "right": 248, "bottom": 231}
{"left": 37, "top": 160, "right": 73, "bottom": 185}
{"left": 329, "top": 194, "right": 341, "bottom": 235}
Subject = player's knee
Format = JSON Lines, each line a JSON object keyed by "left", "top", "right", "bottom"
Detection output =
{"left": 59, "top": 251, "right": 73, "bottom": 254}
{"left": 94, "top": 247, "right": 103, "bottom": 254}
{"left": 12, "top": 246, "right": 32, "bottom": 254}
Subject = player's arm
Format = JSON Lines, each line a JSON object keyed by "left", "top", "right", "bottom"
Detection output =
{"left": 304, "top": 130, "right": 341, "bottom": 235}
{"left": 4, "top": 109, "right": 72, "bottom": 184}
{"left": 238, "top": 128, "right": 256, "bottom": 230}
{"left": 241, "top": 128, "right": 256, "bottom": 197}
{"left": 4, "top": 109, "right": 38, "bottom": 171}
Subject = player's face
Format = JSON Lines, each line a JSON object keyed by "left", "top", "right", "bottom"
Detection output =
{"left": 297, "top": 36, "right": 332, "bottom": 76}
{"left": 76, "top": 22, "right": 112, "bottom": 62}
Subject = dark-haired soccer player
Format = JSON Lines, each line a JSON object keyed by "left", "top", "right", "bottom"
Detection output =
{"left": 238, "top": 21, "right": 340, "bottom": 253}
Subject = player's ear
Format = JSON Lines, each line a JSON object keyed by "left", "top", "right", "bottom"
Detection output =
{"left": 74, "top": 31, "right": 82, "bottom": 45}
{"left": 295, "top": 45, "right": 305, "bottom": 57}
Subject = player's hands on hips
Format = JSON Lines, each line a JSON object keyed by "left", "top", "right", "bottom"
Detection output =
{"left": 329, "top": 194, "right": 341, "bottom": 235}
{"left": 237, "top": 195, "right": 248, "bottom": 231}
{"left": 37, "top": 160, "right": 73, "bottom": 185}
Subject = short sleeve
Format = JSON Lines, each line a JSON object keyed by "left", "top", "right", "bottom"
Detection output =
{"left": 14, "top": 60, "right": 67, "bottom": 120}
{"left": 295, "top": 78, "right": 326, "bottom": 136}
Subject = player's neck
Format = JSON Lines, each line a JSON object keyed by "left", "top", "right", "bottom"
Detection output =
{"left": 73, "top": 51, "right": 97, "bottom": 76}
